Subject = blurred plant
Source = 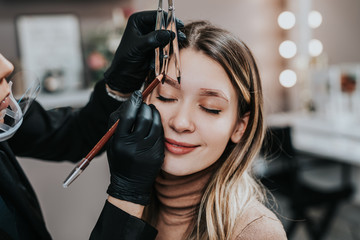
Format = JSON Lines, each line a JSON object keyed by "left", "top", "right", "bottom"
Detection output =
{"left": 84, "top": 8, "right": 133, "bottom": 85}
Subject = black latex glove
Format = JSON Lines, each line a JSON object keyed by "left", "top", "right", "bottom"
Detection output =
{"left": 104, "top": 10, "right": 185, "bottom": 94}
{"left": 107, "top": 91, "right": 164, "bottom": 205}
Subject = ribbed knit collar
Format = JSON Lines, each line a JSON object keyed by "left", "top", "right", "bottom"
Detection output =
{"left": 154, "top": 164, "right": 215, "bottom": 226}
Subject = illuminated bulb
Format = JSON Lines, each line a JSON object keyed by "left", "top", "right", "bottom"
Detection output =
{"left": 308, "top": 39, "right": 323, "bottom": 57}
{"left": 279, "top": 69, "right": 297, "bottom": 88}
{"left": 278, "top": 11, "right": 296, "bottom": 30}
{"left": 279, "top": 40, "right": 297, "bottom": 59}
{"left": 308, "top": 11, "right": 322, "bottom": 28}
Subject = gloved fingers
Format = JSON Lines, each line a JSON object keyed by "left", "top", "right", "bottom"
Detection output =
{"left": 133, "top": 103, "right": 153, "bottom": 139}
{"left": 177, "top": 30, "right": 186, "bottom": 42}
{"left": 145, "top": 104, "right": 163, "bottom": 142}
{"left": 129, "top": 10, "right": 158, "bottom": 33}
{"left": 116, "top": 91, "right": 143, "bottom": 134}
{"left": 130, "top": 10, "right": 184, "bottom": 35}
{"left": 139, "top": 30, "right": 174, "bottom": 53}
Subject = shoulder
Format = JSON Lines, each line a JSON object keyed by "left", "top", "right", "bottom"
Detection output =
{"left": 233, "top": 200, "right": 287, "bottom": 240}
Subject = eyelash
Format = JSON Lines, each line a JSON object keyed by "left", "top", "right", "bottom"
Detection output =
{"left": 156, "top": 95, "right": 221, "bottom": 115}
{"left": 156, "top": 95, "right": 176, "bottom": 102}
{"left": 200, "top": 106, "right": 221, "bottom": 115}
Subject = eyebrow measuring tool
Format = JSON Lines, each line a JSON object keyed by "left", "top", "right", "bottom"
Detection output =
{"left": 62, "top": 1, "right": 181, "bottom": 188}
{"left": 155, "top": 0, "right": 181, "bottom": 84}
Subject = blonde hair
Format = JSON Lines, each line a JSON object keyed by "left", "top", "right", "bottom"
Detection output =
{"left": 144, "top": 21, "right": 266, "bottom": 239}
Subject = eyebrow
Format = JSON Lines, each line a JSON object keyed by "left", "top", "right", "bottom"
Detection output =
{"left": 199, "top": 88, "right": 229, "bottom": 102}
{"left": 163, "top": 75, "right": 229, "bottom": 102}
{"left": 163, "top": 75, "right": 180, "bottom": 89}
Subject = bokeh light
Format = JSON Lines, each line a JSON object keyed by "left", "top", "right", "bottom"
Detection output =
{"left": 279, "top": 69, "right": 297, "bottom": 88}
{"left": 308, "top": 39, "right": 323, "bottom": 57}
{"left": 308, "top": 11, "right": 323, "bottom": 28}
{"left": 279, "top": 40, "right": 297, "bottom": 59}
{"left": 278, "top": 11, "right": 296, "bottom": 30}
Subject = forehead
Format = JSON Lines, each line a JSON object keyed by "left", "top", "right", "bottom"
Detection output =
{"left": 166, "top": 48, "right": 236, "bottom": 99}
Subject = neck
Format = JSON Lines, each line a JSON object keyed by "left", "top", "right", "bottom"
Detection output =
{"left": 154, "top": 165, "right": 215, "bottom": 226}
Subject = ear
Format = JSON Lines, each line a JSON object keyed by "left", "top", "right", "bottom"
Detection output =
{"left": 230, "top": 113, "right": 249, "bottom": 143}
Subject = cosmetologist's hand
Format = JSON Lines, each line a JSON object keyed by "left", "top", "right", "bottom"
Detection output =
{"left": 106, "top": 91, "right": 164, "bottom": 205}
{"left": 104, "top": 10, "right": 185, "bottom": 94}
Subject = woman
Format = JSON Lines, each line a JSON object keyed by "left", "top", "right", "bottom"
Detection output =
{"left": 142, "top": 20, "right": 286, "bottom": 239}
{"left": 102, "top": 19, "right": 287, "bottom": 239}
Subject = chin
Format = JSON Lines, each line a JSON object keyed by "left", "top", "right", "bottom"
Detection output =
{"left": 161, "top": 165, "right": 187, "bottom": 177}
{"left": 161, "top": 158, "right": 196, "bottom": 176}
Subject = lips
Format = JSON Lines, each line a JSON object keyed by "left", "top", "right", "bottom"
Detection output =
{"left": 165, "top": 138, "right": 200, "bottom": 155}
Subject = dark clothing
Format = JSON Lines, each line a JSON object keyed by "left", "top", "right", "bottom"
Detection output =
{"left": 90, "top": 201, "right": 157, "bottom": 240}
{"left": 0, "top": 80, "right": 157, "bottom": 239}
{"left": 0, "top": 141, "right": 49, "bottom": 239}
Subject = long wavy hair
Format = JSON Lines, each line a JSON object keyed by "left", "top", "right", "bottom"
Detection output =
{"left": 143, "top": 21, "right": 265, "bottom": 240}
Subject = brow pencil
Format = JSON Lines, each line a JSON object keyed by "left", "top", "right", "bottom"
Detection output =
{"left": 62, "top": 73, "right": 164, "bottom": 188}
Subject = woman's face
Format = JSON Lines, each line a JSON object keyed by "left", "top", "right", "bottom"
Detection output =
{"left": 147, "top": 48, "right": 247, "bottom": 176}
{"left": 0, "top": 54, "right": 13, "bottom": 120}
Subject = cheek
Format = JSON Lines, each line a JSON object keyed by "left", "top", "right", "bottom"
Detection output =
{"left": 195, "top": 115, "right": 235, "bottom": 163}
{"left": 199, "top": 109, "right": 236, "bottom": 137}
{"left": 199, "top": 120, "right": 232, "bottom": 152}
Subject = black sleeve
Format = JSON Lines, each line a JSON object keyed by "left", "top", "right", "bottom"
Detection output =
{"left": 8, "top": 80, "right": 121, "bottom": 162}
{"left": 90, "top": 200, "right": 158, "bottom": 240}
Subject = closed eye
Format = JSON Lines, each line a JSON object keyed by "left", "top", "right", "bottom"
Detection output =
{"left": 156, "top": 94, "right": 177, "bottom": 102}
{"left": 200, "top": 106, "right": 221, "bottom": 115}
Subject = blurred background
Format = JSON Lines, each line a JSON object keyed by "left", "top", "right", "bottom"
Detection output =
{"left": 1, "top": 0, "right": 360, "bottom": 239}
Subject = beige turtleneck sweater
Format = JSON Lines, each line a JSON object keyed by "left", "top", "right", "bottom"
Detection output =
{"left": 152, "top": 166, "right": 287, "bottom": 240}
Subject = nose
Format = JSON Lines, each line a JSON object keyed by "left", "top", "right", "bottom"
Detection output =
{"left": 168, "top": 103, "right": 195, "bottom": 133}
{"left": 0, "top": 54, "right": 15, "bottom": 78}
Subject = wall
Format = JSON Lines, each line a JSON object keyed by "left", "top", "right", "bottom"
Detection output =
{"left": 0, "top": 1, "right": 130, "bottom": 59}
{"left": 313, "top": 0, "right": 360, "bottom": 65}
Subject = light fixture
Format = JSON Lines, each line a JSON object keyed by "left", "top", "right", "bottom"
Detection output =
{"left": 308, "top": 39, "right": 323, "bottom": 57}
{"left": 278, "top": 11, "right": 297, "bottom": 87}
{"left": 279, "top": 40, "right": 297, "bottom": 59}
{"left": 308, "top": 10, "right": 322, "bottom": 29}
{"left": 278, "top": 11, "right": 296, "bottom": 30}
{"left": 279, "top": 69, "right": 297, "bottom": 88}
